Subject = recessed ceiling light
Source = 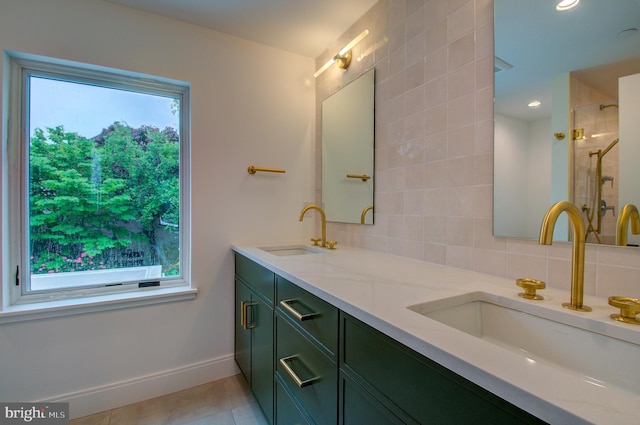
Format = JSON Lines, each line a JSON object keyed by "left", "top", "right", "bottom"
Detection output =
{"left": 556, "top": 0, "right": 579, "bottom": 11}
{"left": 528, "top": 100, "right": 541, "bottom": 108}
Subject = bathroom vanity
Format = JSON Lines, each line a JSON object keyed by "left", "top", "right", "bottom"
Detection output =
{"left": 233, "top": 244, "right": 640, "bottom": 425}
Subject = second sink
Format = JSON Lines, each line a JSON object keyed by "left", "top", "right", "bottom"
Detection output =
{"left": 408, "top": 291, "right": 640, "bottom": 396}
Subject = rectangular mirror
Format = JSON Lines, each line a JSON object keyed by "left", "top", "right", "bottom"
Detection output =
{"left": 493, "top": 0, "right": 640, "bottom": 245}
{"left": 321, "top": 68, "right": 375, "bottom": 224}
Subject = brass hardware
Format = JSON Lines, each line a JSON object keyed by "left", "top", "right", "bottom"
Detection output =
{"left": 360, "top": 205, "right": 373, "bottom": 224}
{"left": 299, "top": 205, "right": 328, "bottom": 248}
{"left": 539, "top": 201, "right": 592, "bottom": 312}
{"left": 247, "top": 165, "right": 286, "bottom": 175}
{"left": 616, "top": 204, "right": 640, "bottom": 246}
{"left": 327, "top": 241, "right": 337, "bottom": 250}
{"left": 335, "top": 50, "right": 352, "bottom": 70}
{"left": 553, "top": 132, "right": 565, "bottom": 141}
{"left": 279, "top": 355, "right": 319, "bottom": 388}
{"left": 599, "top": 103, "right": 618, "bottom": 110}
{"left": 516, "top": 278, "right": 546, "bottom": 300}
{"left": 279, "top": 299, "right": 318, "bottom": 322}
{"left": 310, "top": 237, "right": 321, "bottom": 246}
{"left": 314, "top": 29, "right": 369, "bottom": 78}
{"left": 572, "top": 128, "right": 584, "bottom": 140}
{"left": 608, "top": 296, "right": 640, "bottom": 325}
{"left": 240, "top": 301, "right": 256, "bottom": 330}
{"left": 346, "top": 174, "right": 371, "bottom": 182}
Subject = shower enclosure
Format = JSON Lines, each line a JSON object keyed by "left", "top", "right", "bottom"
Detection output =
{"left": 572, "top": 102, "right": 619, "bottom": 244}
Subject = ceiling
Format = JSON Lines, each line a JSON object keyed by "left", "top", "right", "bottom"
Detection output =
{"left": 106, "top": 0, "right": 378, "bottom": 58}
{"left": 495, "top": 0, "right": 640, "bottom": 121}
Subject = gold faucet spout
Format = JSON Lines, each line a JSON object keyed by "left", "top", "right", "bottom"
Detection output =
{"left": 360, "top": 205, "right": 373, "bottom": 224}
{"left": 299, "top": 205, "right": 327, "bottom": 248}
{"left": 539, "top": 201, "right": 591, "bottom": 312}
{"left": 616, "top": 204, "right": 640, "bottom": 246}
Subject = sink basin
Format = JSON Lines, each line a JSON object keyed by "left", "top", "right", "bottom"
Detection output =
{"left": 259, "top": 245, "right": 325, "bottom": 257}
{"left": 408, "top": 291, "right": 640, "bottom": 396}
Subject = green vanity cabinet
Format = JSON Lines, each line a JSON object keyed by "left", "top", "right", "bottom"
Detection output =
{"left": 234, "top": 253, "right": 548, "bottom": 425}
{"left": 339, "top": 313, "right": 547, "bottom": 425}
{"left": 234, "top": 254, "right": 275, "bottom": 424}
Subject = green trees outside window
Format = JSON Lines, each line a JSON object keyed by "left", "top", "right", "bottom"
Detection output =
{"left": 29, "top": 122, "right": 180, "bottom": 277}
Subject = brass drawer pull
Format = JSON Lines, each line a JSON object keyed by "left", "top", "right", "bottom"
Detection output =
{"left": 279, "top": 299, "right": 318, "bottom": 322}
{"left": 240, "top": 301, "right": 256, "bottom": 330}
{"left": 279, "top": 355, "right": 319, "bottom": 388}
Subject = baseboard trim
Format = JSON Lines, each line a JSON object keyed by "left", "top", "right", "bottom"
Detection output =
{"left": 44, "top": 354, "right": 240, "bottom": 419}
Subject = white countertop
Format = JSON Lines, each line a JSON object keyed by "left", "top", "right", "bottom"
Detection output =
{"left": 232, "top": 243, "right": 640, "bottom": 425}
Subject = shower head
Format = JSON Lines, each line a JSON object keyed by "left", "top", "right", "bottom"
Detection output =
{"left": 599, "top": 104, "right": 618, "bottom": 111}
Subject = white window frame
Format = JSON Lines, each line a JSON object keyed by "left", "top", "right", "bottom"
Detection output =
{"left": 1, "top": 51, "right": 194, "bottom": 322}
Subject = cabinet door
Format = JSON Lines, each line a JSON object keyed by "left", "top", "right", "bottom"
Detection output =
{"left": 340, "top": 372, "right": 406, "bottom": 425}
{"left": 235, "top": 279, "right": 252, "bottom": 383}
{"left": 341, "top": 313, "right": 546, "bottom": 425}
{"left": 252, "top": 294, "right": 274, "bottom": 424}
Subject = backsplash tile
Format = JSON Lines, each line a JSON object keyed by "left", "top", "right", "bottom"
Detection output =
{"left": 316, "top": 0, "right": 640, "bottom": 298}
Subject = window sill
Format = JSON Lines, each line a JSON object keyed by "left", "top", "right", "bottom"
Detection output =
{"left": 0, "top": 286, "right": 197, "bottom": 324}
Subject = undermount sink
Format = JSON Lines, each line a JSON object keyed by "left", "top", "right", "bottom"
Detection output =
{"left": 259, "top": 245, "right": 325, "bottom": 257}
{"left": 408, "top": 291, "right": 640, "bottom": 396}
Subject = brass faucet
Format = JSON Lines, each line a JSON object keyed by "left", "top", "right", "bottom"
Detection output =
{"left": 360, "top": 205, "right": 373, "bottom": 224}
{"left": 299, "top": 205, "right": 327, "bottom": 248}
{"left": 616, "top": 204, "right": 640, "bottom": 246}
{"left": 539, "top": 201, "right": 591, "bottom": 312}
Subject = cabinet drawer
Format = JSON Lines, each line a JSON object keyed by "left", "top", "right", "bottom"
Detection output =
{"left": 235, "top": 253, "right": 274, "bottom": 304}
{"left": 276, "top": 276, "right": 338, "bottom": 357}
{"left": 340, "top": 313, "right": 546, "bottom": 425}
{"left": 276, "top": 315, "right": 337, "bottom": 425}
{"left": 275, "top": 375, "right": 312, "bottom": 425}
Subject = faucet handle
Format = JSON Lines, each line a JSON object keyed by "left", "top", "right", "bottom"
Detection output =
{"left": 608, "top": 296, "right": 640, "bottom": 325}
{"left": 516, "top": 278, "right": 546, "bottom": 300}
{"left": 327, "top": 240, "right": 337, "bottom": 250}
{"left": 310, "top": 238, "right": 321, "bottom": 246}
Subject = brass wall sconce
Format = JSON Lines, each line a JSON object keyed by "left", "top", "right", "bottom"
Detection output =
{"left": 314, "top": 29, "right": 369, "bottom": 78}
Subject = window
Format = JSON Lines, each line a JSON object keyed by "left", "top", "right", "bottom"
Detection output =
{"left": 4, "top": 52, "right": 191, "bottom": 307}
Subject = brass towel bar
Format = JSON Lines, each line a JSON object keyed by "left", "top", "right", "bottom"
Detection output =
{"left": 346, "top": 174, "right": 371, "bottom": 182}
{"left": 247, "top": 165, "right": 286, "bottom": 175}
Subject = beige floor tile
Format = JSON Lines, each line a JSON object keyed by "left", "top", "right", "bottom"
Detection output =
{"left": 70, "top": 375, "right": 266, "bottom": 425}
{"left": 69, "top": 410, "right": 111, "bottom": 425}
{"left": 231, "top": 403, "right": 269, "bottom": 425}
{"left": 223, "top": 375, "right": 254, "bottom": 409}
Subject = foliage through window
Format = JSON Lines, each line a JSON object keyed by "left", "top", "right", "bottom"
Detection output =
{"left": 5, "top": 53, "right": 190, "bottom": 302}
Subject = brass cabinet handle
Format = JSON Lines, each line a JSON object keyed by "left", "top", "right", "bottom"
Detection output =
{"left": 240, "top": 301, "right": 256, "bottom": 330}
{"left": 279, "top": 299, "right": 318, "bottom": 322}
{"left": 279, "top": 355, "right": 318, "bottom": 388}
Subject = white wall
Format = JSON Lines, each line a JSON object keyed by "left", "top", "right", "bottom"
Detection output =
{"left": 0, "top": 0, "right": 315, "bottom": 418}
{"left": 493, "top": 115, "right": 550, "bottom": 239}
{"left": 526, "top": 118, "right": 552, "bottom": 237}
{"left": 494, "top": 114, "right": 529, "bottom": 237}
{"left": 619, "top": 72, "right": 640, "bottom": 246}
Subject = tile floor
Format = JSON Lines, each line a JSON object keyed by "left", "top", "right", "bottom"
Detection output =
{"left": 69, "top": 374, "right": 268, "bottom": 425}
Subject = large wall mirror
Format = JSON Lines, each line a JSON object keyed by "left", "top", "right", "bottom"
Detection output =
{"left": 494, "top": 0, "right": 640, "bottom": 245}
{"left": 322, "top": 68, "right": 375, "bottom": 224}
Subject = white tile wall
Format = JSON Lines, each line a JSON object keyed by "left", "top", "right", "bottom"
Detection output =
{"left": 316, "top": 0, "right": 640, "bottom": 298}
